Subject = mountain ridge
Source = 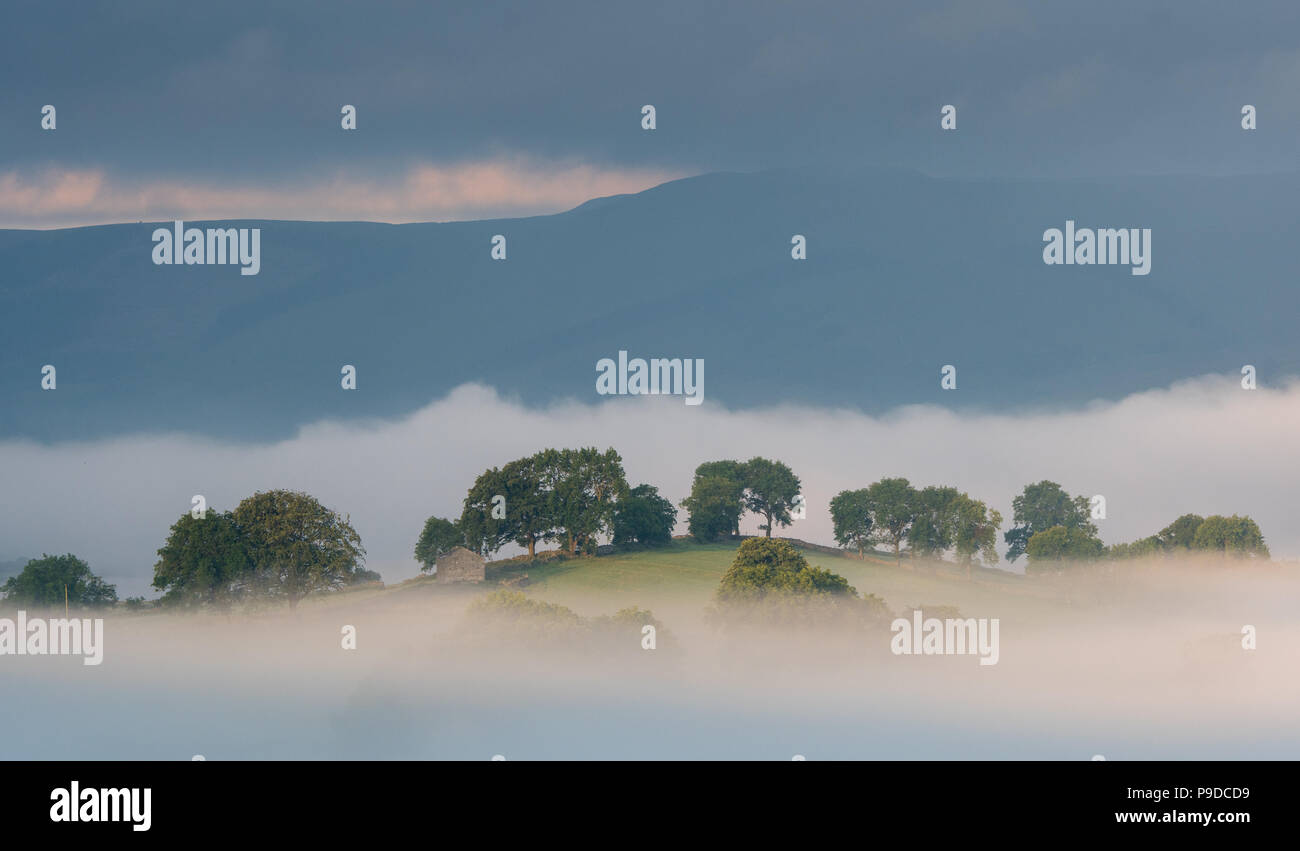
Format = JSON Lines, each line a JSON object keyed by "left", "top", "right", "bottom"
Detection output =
{"left": 2, "top": 167, "right": 1296, "bottom": 441}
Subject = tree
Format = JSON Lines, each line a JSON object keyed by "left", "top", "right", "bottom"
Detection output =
{"left": 908, "top": 485, "right": 962, "bottom": 559}
{"left": 152, "top": 510, "right": 253, "bottom": 609}
{"left": 1, "top": 554, "right": 118, "bottom": 608}
{"left": 613, "top": 484, "right": 677, "bottom": 546}
{"left": 682, "top": 476, "right": 743, "bottom": 541}
{"left": 414, "top": 516, "right": 463, "bottom": 571}
{"left": 682, "top": 461, "right": 746, "bottom": 540}
{"left": 233, "top": 490, "right": 365, "bottom": 609}
{"left": 459, "top": 466, "right": 515, "bottom": 557}
{"left": 549, "top": 447, "right": 628, "bottom": 555}
{"left": 1191, "top": 515, "right": 1269, "bottom": 559}
{"left": 458, "top": 453, "right": 564, "bottom": 559}
{"left": 951, "top": 495, "right": 1002, "bottom": 576}
{"left": 1157, "top": 514, "right": 1204, "bottom": 551}
{"left": 1004, "top": 481, "right": 1096, "bottom": 562}
{"left": 505, "top": 452, "right": 561, "bottom": 557}
{"left": 829, "top": 488, "right": 874, "bottom": 557}
{"left": 1024, "top": 525, "right": 1104, "bottom": 568}
{"left": 1107, "top": 536, "right": 1161, "bottom": 560}
{"left": 866, "top": 477, "right": 918, "bottom": 566}
{"left": 741, "top": 457, "right": 801, "bottom": 537}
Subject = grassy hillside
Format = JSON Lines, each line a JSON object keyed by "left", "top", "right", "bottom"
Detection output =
{"left": 372, "top": 539, "right": 1060, "bottom": 627}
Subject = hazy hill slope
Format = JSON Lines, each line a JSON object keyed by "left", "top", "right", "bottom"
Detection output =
{"left": 362, "top": 540, "right": 1043, "bottom": 629}
{"left": 3, "top": 167, "right": 1297, "bottom": 441}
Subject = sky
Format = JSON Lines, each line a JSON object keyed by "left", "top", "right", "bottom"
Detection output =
{"left": 4, "top": 1, "right": 1300, "bottom": 226}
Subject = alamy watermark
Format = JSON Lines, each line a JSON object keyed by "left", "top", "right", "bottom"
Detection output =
{"left": 50, "top": 782, "right": 150, "bottom": 831}
{"left": 596, "top": 350, "right": 703, "bottom": 405}
{"left": 1042, "top": 220, "right": 1150, "bottom": 276}
{"left": 0, "top": 611, "right": 104, "bottom": 665}
{"left": 152, "top": 220, "right": 261, "bottom": 276}
{"left": 890, "top": 609, "right": 999, "bottom": 666}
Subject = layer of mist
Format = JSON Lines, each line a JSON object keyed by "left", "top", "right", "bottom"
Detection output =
{"left": 4, "top": 559, "right": 1296, "bottom": 760}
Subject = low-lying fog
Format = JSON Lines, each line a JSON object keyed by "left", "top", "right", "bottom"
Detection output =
{"left": 4, "top": 561, "right": 1296, "bottom": 760}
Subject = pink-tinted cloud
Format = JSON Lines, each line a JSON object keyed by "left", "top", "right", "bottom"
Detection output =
{"left": 0, "top": 159, "right": 688, "bottom": 228}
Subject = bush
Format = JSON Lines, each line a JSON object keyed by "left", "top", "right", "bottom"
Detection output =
{"left": 588, "top": 606, "right": 671, "bottom": 648}
{"left": 461, "top": 591, "right": 672, "bottom": 651}
{"left": 716, "top": 538, "right": 856, "bottom": 600}
{"left": 465, "top": 590, "right": 583, "bottom": 631}
{"left": 711, "top": 538, "right": 892, "bottom": 628}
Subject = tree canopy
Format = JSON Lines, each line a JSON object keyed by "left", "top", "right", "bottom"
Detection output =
{"left": 951, "top": 495, "right": 1002, "bottom": 573}
{"left": 1, "top": 554, "right": 118, "bottom": 608}
{"left": 1191, "top": 514, "right": 1268, "bottom": 558}
{"left": 456, "top": 447, "right": 630, "bottom": 557}
{"left": 865, "top": 477, "right": 918, "bottom": 565}
{"left": 1004, "top": 481, "right": 1097, "bottom": 562}
{"left": 549, "top": 447, "right": 628, "bottom": 555}
{"left": 1025, "top": 525, "right": 1105, "bottom": 567}
{"left": 829, "top": 488, "right": 874, "bottom": 556}
{"left": 414, "top": 516, "right": 464, "bottom": 570}
{"left": 153, "top": 510, "right": 252, "bottom": 608}
{"left": 233, "top": 489, "right": 365, "bottom": 609}
{"left": 908, "top": 485, "right": 962, "bottom": 557}
{"left": 740, "top": 457, "right": 801, "bottom": 538}
{"left": 1157, "top": 514, "right": 1205, "bottom": 550}
{"left": 681, "top": 461, "right": 747, "bottom": 541}
{"left": 613, "top": 484, "right": 677, "bottom": 546}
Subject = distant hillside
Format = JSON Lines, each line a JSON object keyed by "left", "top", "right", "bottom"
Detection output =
{"left": 4, "top": 167, "right": 1297, "bottom": 441}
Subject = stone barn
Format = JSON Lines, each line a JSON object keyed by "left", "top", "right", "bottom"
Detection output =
{"left": 435, "top": 546, "right": 486, "bottom": 584}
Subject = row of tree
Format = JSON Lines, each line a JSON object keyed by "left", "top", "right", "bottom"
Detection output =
{"left": 415, "top": 447, "right": 678, "bottom": 568}
{"left": 684, "top": 466, "right": 1270, "bottom": 569}
{"left": 996, "top": 480, "right": 1268, "bottom": 566}
{"left": 2, "top": 490, "right": 374, "bottom": 611}
{"left": 680, "top": 458, "right": 801, "bottom": 540}
{"left": 677, "top": 459, "right": 1006, "bottom": 573}
{"left": 829, "top": 478, "right": 1003, "bottom": 572}
{"left": 1050, "top": 512, "right": 1269, "bottom": 563}
{"left": 419, "top": 452, "right": 803, "bottom": 568}
{"left": 6, "top": 461, "right": 1272, "bottom": 613}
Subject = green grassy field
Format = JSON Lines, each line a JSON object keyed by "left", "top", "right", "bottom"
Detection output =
{"left": 376, "top": 539, "right": 1069, "bottom": 626}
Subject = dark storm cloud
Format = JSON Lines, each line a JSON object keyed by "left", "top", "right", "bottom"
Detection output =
{"left": 2, "top": 0, "right": 1298, "bottom": 184}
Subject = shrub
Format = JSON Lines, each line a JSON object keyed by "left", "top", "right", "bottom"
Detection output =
{"left": 461, "top": 591, "right": 672, "bottom": 652}
{"left": 716, "top": 539, "right": 855, "bottom": 600}
{"left": 465, "top": 590, "right": 583, "bottom": 634}
{"left": 711, "top": 538, "right": 891, "bottom": 629}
